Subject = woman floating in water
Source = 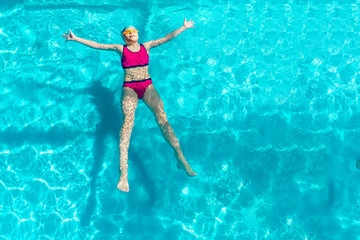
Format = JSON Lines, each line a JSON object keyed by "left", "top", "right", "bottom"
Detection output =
{"left": 63, "top": 18, "right": 197, "bottom": 192}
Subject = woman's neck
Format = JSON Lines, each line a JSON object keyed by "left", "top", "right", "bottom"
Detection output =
{"left": 126, "top": 42, "right": 139, "bottom": 47}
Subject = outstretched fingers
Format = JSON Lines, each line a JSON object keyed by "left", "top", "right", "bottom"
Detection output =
{"left": 184, "top": 18, "right": 195, "bottom": 28}
{"left": 62, "top": 29, "right": 75, "bottom": 43}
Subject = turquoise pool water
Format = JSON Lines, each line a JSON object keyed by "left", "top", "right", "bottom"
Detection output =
{"left": 1, "top": 0, "right": 360, "bottom": 239}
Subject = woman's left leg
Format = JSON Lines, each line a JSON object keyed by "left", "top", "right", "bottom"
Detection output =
{"left": 142, "top": 84, "right": 196, "bottom": 176}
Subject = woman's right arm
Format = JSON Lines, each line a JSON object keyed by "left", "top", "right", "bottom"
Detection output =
{"left": 63, "top": 29, "right": 122, "bottom": 52}
{"left": 76, "top": 37, "right": 122, "bottom": 52}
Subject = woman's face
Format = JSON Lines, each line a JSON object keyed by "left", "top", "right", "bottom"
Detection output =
{"left": 122, "top": 27, "right": 139, "bottom": 43}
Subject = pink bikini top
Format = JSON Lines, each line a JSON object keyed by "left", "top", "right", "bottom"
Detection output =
{"left": 121, "top": 44, "right": 149, "bottom": 69}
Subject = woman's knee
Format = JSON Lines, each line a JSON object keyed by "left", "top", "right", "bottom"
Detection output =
{"left": 155, "top": 111, "right": 168, "bottom": 126}
{"left": 121, "top": 114, "right": 135, "bottom": 128}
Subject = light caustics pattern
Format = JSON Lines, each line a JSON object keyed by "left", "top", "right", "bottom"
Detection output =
{"left": 0, "top": 0, "right": 360, "bottom": 239}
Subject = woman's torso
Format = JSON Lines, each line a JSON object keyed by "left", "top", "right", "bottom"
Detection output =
{"left": 120, "top": 44, "right": 150, "bottom": 82}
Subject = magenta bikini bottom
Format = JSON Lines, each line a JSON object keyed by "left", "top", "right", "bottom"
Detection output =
{"left": 122, "top": 78, "right": 152, "bottom": 99}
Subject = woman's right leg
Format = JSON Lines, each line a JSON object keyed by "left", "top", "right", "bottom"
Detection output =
{"left": 117, "top": 87, "right": 138, "bottom": 192}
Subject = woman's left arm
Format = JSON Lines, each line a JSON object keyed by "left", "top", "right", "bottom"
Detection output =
{"left": 143, "top": 18, "right": 195, "bottom": 50}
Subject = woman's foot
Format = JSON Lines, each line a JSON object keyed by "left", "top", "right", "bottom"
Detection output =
{"left": 117, "top": 174, "right": 129, "bottom": 192}
{"left": 175, "top": 152, "right": 196, "bottom": 176}
{"left": 177, "top": 160, "right": 197, "bottom": 176}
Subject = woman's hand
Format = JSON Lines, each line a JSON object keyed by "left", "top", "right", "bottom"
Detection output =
{"left": 62, "top": 29, "right": 76, "bottom": 43}
{"left": 183, "top": 18, "right": 195, "bottom": 29}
